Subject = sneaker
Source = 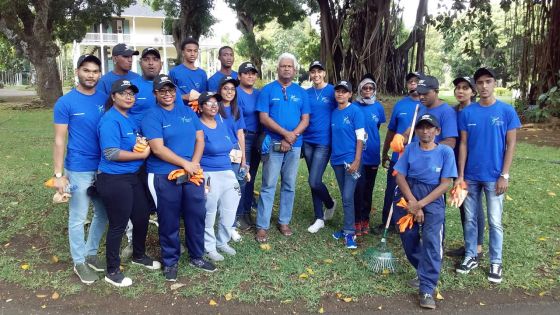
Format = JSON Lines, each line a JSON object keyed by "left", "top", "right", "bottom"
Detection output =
{"left": 121, "top": 243, "right": 133, "bottom": 260}
{"left": 407, "top": 276, "right": 419, "bottom": 289}
{"left": 361, "top": 220, "right": 370, "bottom": 235}
{"left": 104, "top": 271, "right": 132, "bottom": 287}
{"left": 419, "top": 292, "right": 436, "bottom": 309}
{"left": 488, "top": 263, "right": 503, "bottom": 283}
{"left": 456, "top": 256, "right": 478, "bottom": 274}
{"left": 190, "top": 258, "right": 217, "bottom": 273}
{"left": 344, "top": 234, "right": 357, "bottom": 249}
{"left": 206, "top": 251, "right": 224, "bottom": 262}
{"left": 355, "top": 222, "right": 363, "bottom": 237}
{"left": 324, "top": 200, "right": 336, "bottom": 221}
{"left": 236, "top": 215, "right": 252, "bottom": 231}
{"left": 85, "top": 255, "right": 105, "bottom": 272}
{"left": 217, "top": 244, "right": 237, "bottom": 256}
{"left": 230, "top": 228, "right": 242, "bottom": 242}
{"left": 332, "top": 230, "right": 345, "bottom": 240}
{"left": 132, "top": 255, "right": 162, "bottom": 270}
{"left": 307, "top": 219, "right": 325, "bottom": 233}
{"left": 163, "top": 264, "right": 178, "bottom": 282}
{"left": 445, "top": 246, "right": 466, "bottom": 257}
{"left": 73, "top": 263, "right": 99, "bottom": 284}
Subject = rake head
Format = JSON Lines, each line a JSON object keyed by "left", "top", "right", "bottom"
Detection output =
{"left": 363, "top": 238, "right": 398, "bottom": 273}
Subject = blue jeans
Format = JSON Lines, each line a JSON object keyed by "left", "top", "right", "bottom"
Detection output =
{"left": 464, "top": 180, "right": 504, "bottom": 264}
{"left": 256, "top": 147, "right": 301, "bottom": 230}
{"left": 303, "top": 142, "right": 334, "bottom": 220}
{"left": 66, "top": 170, "right": 108, "bottom": 265}
{"left": 237, "top": 132, "right": 261, "bottom": 217}
{"left": 332, "top": 164, "right": 360, "bottom": 234}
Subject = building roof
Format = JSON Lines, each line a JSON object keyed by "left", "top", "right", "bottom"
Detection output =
{"left": 119, "top": 3, "right": 166, "bottom": 18}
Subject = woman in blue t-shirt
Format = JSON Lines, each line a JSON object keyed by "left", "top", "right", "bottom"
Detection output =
{"left": 330, "top": 80, "right": 365, "bottom": 249}
{"left": 96, "top": 79, "right": 160, "bottom": 287}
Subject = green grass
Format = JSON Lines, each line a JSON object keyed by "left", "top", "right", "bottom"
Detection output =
{"left": 0, "top": 107, "right": 559, "bottom": 308}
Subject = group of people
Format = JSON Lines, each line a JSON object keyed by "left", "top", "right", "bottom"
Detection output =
{"left": 51, "top": 37, "right": 520, "bottom": 309}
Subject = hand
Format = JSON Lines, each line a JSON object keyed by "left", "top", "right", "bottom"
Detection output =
{"left": 54, "top": 176, "right": 69, "bottom": 194}
{"left": 347, "top": 160, "right": 360, "bottom": 174}
{"left": 382, "top": 155, "right": 391, "bottom": 169}
{"left": 280, "top": 139, "right": 292, "bottom": 152}
{"left": 140, "top": 145, "right": 151, "bottom": 159}
{"left": 414, "top": 209, "right": 425, "bottom": 224}
{"left": 407, "top": 198, "right": 422, "bottom": 214}
{"left": 188, "top": 89, "right": 201, "bottom": 102}
{"left": 283, "top": 131, "right": 297, "bottom": 144}
{"left": 496, "top": 176, "right": 509, "bottom": 195}
{"left": 390, "top": 134, "right": 405, "bottom": 153}
{"left": 182, "top": 161, "right": 200, "bottom": 176}
{"left": 453, "top": 177, "right": 464, "bottom": 190}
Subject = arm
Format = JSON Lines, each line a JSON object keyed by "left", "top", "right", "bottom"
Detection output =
{"left": 439, "top": 137, "right": 456, "bottom": 149}
{"left": 191, "top": 130, "right": 205, "bottom": 165}
{"left": 148, "top": 138, "right": 200, "bottom": 175}
{"left": 396, "top": 173, "right": 416, "bottom": 204}
{"left": 53, "top": 124, "right": 69, "bottom": 193}
{"left": 382, "top": 129, "right": 396, "bottom": 168}
{"left": 414, "top": 177, "right": 453, "bottom": 223}
{"left": 455, "top": 131, "right": 468, "bottom": 187}
{"left": 237, "top": 128, "right": 246, "bottom": 165}
{"left": 347, "top": 139, "right": 363, "bottom": 173}
{"left": 496, "top": 129, "right": 517, "bottom": 195}
{"left": 112, "top": 148, "right": 151, "bottom": 161}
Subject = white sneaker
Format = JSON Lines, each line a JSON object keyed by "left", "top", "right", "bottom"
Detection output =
{"left": 230, "top": 228, "right": 242, "bottom": 242}
{"left": 218, "top": 244, "right": 237, "bottom": 256}
{"left": 307, "top": 219, "right": 325, "bottom": 233}
{"left": 206, "top": 251, "right": 224, "bottom": 262}
{"left": 324, "top": 200, "right": 337, "bottom": 221}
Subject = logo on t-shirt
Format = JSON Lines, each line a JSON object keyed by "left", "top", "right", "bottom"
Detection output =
{"left": 321, "top": 97, "right": 329, "bottom": 103}
{"left": 491, "top": 116, "right": 504, "bottom": 126}
{"left": 180, "top": 116, "right": 192, "bottom": 123}
{"left": 398, "top": 112, "right": 407, "bottom": 116}
{"left": 291, "top": 95, "right": 300, "bottom": 102}
{"left": 370, "top": 113, "right": 379, "bottom": 122}
{"left": 432, "top": 166, "right": 442, "bottom": 173}
{"left": 343, "top": 116, "right": 350, "bottom": 125}
{"left": 97, "top": 105, "right": 104, "bottom": 113}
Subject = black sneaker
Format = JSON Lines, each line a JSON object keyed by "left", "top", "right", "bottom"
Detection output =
{"left": 445, "top": 246, "right": 465, "bottom": 257}
{"left": 189, "top": 258, "right": 217, "bottom": 273}
{"left": 132, "top": 255, "right": 162, "bottom": 270}
{"left": 104, "top": 271, "right": 132, "bottom": 287}
{"left": 456, "top": 256, "right": 478, "bottom": 274}
{"left": 488, "top": 263, "right": 503, "bottom": 284}
{"left": 163, "top": 264, "right": 178, "bottom": 282}
{"left": 419, "top": 292, "right": 436, "bottom": 309}
{"left": 236, "top": 215, "right": 252, "bottom": 231}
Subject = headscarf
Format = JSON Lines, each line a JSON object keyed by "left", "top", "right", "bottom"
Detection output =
{"left": 356, "top": 78, "right": 377, "bottom": 105}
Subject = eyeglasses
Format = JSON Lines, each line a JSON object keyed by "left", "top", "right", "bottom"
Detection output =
{"left": 117, "top": 91, "right": 135, "bottom": 98}
{"left": 156, "top": 89, "right": 176, "bottom": 96}
{"left": 204, "top": 101, "right": 219, "bottom": 107}
{"left": 282, "top": 87, "right": 288, "bottom": 101}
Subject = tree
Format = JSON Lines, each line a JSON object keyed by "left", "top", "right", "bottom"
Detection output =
{"left": 0, "top": 0, "right": 133, "bottom": 106}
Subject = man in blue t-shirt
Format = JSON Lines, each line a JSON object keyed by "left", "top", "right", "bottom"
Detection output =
{"left": 52, "top": 55, "right": 108, "bottom": 284}
{"left": 98, "top": 43, "right": 141, "bottom": 95}
{"left": 254, "top": 53, "right": 310, "bottom": 243}
{"left": 455, "top": 68, "right": 521, "bottom": 285}
{"left": 169, "top": 37, "right": 208, "bottom": 105}
{"left": 207, "top": 46, "right": 238, "bottom": 92}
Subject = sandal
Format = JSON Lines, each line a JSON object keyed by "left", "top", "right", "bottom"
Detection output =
{"left": 278, "top": 224, "right": 293, "bottom": 237}
{"left": 255, "top": 229, "right": 268, "bottom": 243}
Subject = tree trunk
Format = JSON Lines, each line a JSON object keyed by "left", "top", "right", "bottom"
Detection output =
{"left": 31, "top": 54, "right": 62, "bottom": 107}
{"left": 318, "top": 0, "right": 345, "bottom": 83}
{"left": 236, "top": 11, "right": 264, "bottom": 76}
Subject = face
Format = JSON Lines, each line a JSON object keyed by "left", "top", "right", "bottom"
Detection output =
{"left": 239, "top": 71, "right": 257, "bottom": 87}
{"left": 454, "top": 81, "right": 474, "bottom": 104}
{"left": 475, "top": 75, "right": 495, "bottom": 99}
{"left": 361, "top": 83, "right": 375, "bottom": 98}
{"left": 201, "top": 97, "right": 219, "bottom": 117}
{"left": 219, "top": 48, "right": 234, "bottom": 68}
{"left": 407, "top": 76, "right": 419, "bottom": 95}
{"left": 140, "top": 54, "right": 162, "bottom": 80}
{"left": 114, "top": 55, "right": 133, "bottom": 71}
{"left": 419, "top": 89, "right": 438, "bottom": 108}
{"left": 277, "top": 58, "right": 295, "bottom": 81}
{"left": 415, "top": 122, "right": 440, "bottom": 143}
{"left": 220, "top": 82, "right": 236, "bottom": 102}
{"left": 309, "top": 68, "right": 326, "bottom": 85}
{"left": 76, "top": 62, "right": 101, "bottom": 89}
{"left": 182, "top": 43, "right": 199, "bottom": 64}
{"left": 334, "top": 88, "right": 351, "bottom": 104}
{"left": 154, "top": 84, "right": 176, "bottom": 107}
{"left": 112, "top": 88, "right": 136, "bottom": 110}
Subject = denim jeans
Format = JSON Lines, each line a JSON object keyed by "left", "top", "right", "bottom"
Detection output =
{"left": 464, "top": 180, "right": 504, "bottom": 264}
{"left": 302, "top": 142, "right": 334, "bottom": 220}
{"left": 237, "top": 132, "right": 261, "bottom": 217}
{"left": 66, "top": 170, "right": 108, "bottom": 265}
{"left": 332, "top": 164, "right": 360, "bottom": 234}
{"left": 256, "top": 147, "right": 301, "bottom": 230}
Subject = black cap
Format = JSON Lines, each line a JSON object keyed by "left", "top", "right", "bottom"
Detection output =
{"left": 238, "top": 61, "right": 258, "bottom": 74}
{"left": 112, "top": 43, "right": 139, "bottom": 57}
{"left": 198, "top": 92, "right": 222, "bottom": 105}
{"left": 334, "top": 80, "right": 352, "bottom": 92}
{"left": 453, "top": 76, "right": 475, "bottom": 90}
{"left": 416, "top": 75, "right": 440, "bottom": 94}
{"left": 141, "top": 47, "right": 161, "bottom": 59}
{"left": 218, "top": 75, "right": 239, "bottom": 89}
{"left": 110, "top": 79, "right": 139, "bottom": 94}
{"left": 406, "top": 71, "right": 422, "bottom": 81}
{"left": 76, "top": 54, "right": 101, "bottom": 68}
{"left": 153, "top": 74, "right": 176, "bottom": 90}
{"left": 415, "top": 113, "right": 440, "bottom": 129}
{"left": 308, "top": 60, "right": 325, "bottom": 71}
{"left": 473, "top": 67, "right": 496, "bottom": 81}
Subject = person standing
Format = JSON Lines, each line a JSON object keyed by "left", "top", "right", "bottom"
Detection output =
{"left": 98, "top": 43, "right": 141, "bottom": 95}
{"left": 169, "top": 37, "right": 208, "bottom": 105}
{"left": 255, "top": 53, "right": 310, "bottom": 243}
{"left": 207, "top": 46, "right": 238, "bottom": 92}
{"left": 455, "top": 68, "right": 521, "bottom": 284}
{"left": 52, "top": 55, "right": 108, "bottom": 284}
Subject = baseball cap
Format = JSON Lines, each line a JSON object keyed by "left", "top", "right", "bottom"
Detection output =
{"left": 238, "top": 62, "right": 258, "bottom": 74}
{"left": 76, "top": 54, "right": 101, "bottom": 68}
{"left": 334, "top": 80, "right": 352, "bottom": 92}
{"left": 416, "top": 75, "right": 440, "bottom": 94}
{"left": 309, "top": 60, "right": 325, "bottom": 71}
{"left": 406, "top": 71, "right": 422, "bottom": 81}
{"left": 473, "top": 67, "right": 496, "bottom": 81}
{"left": 453, "top": 76, "right": 475, "bottom": 90}
{"left": 153, "top": 74, "right": 176, "bottom": 90}
{"left": 198, "top": 92, "right": 222, "bottom": 105}
{"left": 218, "top": 75, "right": 239, "bottom": 89}
{"left": 141, "top": 47, "right": 161, "bottom": 59}
{"left": 415, "top": 113, "right": 440, "bottom": 129}
{"left": 110, "top": 79, "right": 139, "bottom": 94}
{"left": 112, "top": 43, "right": 139, "bottom": 57}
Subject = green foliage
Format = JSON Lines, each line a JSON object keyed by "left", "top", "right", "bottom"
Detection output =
{"left": 495, "top": 87, "right": 509, "bottom": 96}
{"left": 0, "top": 36, "right": 26, "bottom": 72}
{"left": 524, "top": 108, "right": 550, "bottom": 123}
{"left": 225, "top": 0, "right": 307, "bottom": 29}
{"left": 537, "top": 73, "right": 560, "bottom": 118}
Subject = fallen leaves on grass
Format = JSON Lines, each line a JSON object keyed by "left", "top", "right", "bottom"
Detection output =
{"left": 343, "top": 297, "right": 353, "bottom": 303}
{"left": 259, "top": 244, "right": 271, "bottom": 251}
{"left": 479, "top": 302, "right": 486, "bottom": 306}
{"left": 51, "top": 292, "right": 59, "bottom": 300}
{"left": 208, "top": 299, "right": 217, "bottom": 306}
{"left": 378, "top": 305, "right": 383, "bottom": 310}
{"left": 50, "top": 255, "right": 59, "bottom": 263}
{"left": 298, "top": 273, "right": 309, "bottom": 279}
{"left": 306, "top": 267, "right": 315, "bottom": 275}
{"left": 506, "top": 195, "right": 513, "bottom": 201}
{"left": 36, "top": 294, "right": 47, "bottom": 298}
{"left": 538, "top": 237, "right": 549, "bottom": 241}
{"left": 539, "top": 291, "right": 547, "bottom": 297}
{"left": 323, "top": 259, "right": 333, "bottom": 264}
{"left": 547, "top": 192, "right": 556, "bottom": 197}
{"left": 41, "top": 305, "right": 46, "bottom": 309}
{"left": 170, "top": 283, "right": 185, "bottom": 291}
{"left": 20, "top": 263, "right": 30, "bottom": 270}
{"left": 225, "top": 293, "right": 233, "bottom": 301}
{"left": 318, "top": 306, "right": 324, "bottom": 313}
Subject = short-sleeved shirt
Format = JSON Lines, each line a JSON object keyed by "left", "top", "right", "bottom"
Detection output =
{"left": 330, "top": 104, "right": 365, "bottom": 165}
{"left": 458, "top": 100, "right": 521, "bottom": 182}
{"left": 97, "top": 107, "right": 143, "bottom": 174}
{"left": 207, "top": 71, "right": 238, "bottom": 93}
{"left": 200, "top": 119, "right": 234, "bottom": 172}
{"left": 417, "top": 102, "right": 458, "bottom": 144}
{"left": 256, "top": 81, "right": 310, "bottom": 147}
{"left": 98, "top": 71, "right": 141, "bottom": 95}
{"left": 236, "top": 87, "right": 261, "bottom": 133}
{"left": 169, "top": 64, "right": 208, "bottom": 103}
{"left": 220, "top": 105, "right": 246, "bottom": 145}
{"left": 354, "top": 100, "right": 386, "bottom": 166}
{"left": 304, "top": 84, "right": 337, "bottom": 146}
{"left": 394, "top": 142, "right": 457, "bottom": 185}
{"left": 141, "top": 104, "right": 202, "bottom": 174}
{"left": 129, "top": 76, "right": 184, "bottom": 128}
{"left": 53, "top": 88, "right": 107, "bottom": 172}
{"left": 387, "top": 96, "right": 424, "bottom": 162}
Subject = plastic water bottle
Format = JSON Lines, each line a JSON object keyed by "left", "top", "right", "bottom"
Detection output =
{"left": 238, "top": 164, "right": 248, "bottom": 179}
{"left": 64, "top": 184, "right": 78, "bottom": 193}
{"left": 344, "top": 162, "right": 361, "bottom": 180}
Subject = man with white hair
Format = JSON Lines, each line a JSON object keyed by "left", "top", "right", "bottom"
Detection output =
{"left": 255, "top": 53, "right": 310, "bottom": 243}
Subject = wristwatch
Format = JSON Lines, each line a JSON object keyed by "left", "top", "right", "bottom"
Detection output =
{"left": 54, "top": 172, "right": 63, "bottom": 178}
{"left": 500, "top": 173, "right": 510, "bottom": 180}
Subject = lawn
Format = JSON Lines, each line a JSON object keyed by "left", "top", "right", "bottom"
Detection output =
{"left": 0, "top": 105, "right": 558, "bottom": 309}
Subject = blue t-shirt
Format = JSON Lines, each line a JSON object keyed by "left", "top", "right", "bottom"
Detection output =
{"left": 354, "top": 100, "right": 386, "bottom": 166}
{"left": 330, "top": 104, "right": 365, "bottom": 165}
{"left": 304, "top": 84, "right": 337, "bottom": 146}
{"left": 256, "top": 81, "right": 310, "bottom": 147}
{"left": 98, "top": 71, "right": 141, "bottom": 96}
{"left": 220, "top": 105, "right": 246, "bottom": 145}
{"left": 237, "top": 87, "right": 261, "bottom": 133}
{"left": 387, "top": 96, "right": 424, "bottom": 162}
{"left": 53, "top": 89, "right": 107, "bottom": 172}
{"left": 394, "top": 142, "right": 457, "bottom": 185}
{"left": 207, "top": 71, "right": 238, "bottom": 93}
{"left": 169, "top": 64, "right": 208, "bottom": 103}
{"left": 200, "top": 119, "right": 235, "bottom": 171}
{"left": 141, "top": 104, "right": 202, "bottom": 174}
{"left": 417, "top": 102, "right": 458, "bottom": 144}
{"left": 97, "top": 107, "right": 143, "bottom": 174}
{"left": 458, "top": 100, "right": 521, "bottom": 182}
{"left": 129, "top": 76, "right": 184, "bottom": 128}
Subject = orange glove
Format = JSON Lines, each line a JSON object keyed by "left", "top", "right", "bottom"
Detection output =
{"left": 133, "top": 137, "right": 149, "bottom": 153}
{"left": 168, "top": 169, "right": 186, "bottom": 181}
{"left": 44, "top": 177, "right": 56, "bottom": 188}
{"left": 189, "top": 100, "right": 200, "bottom": 113}
{"left": 189, "top": 169, "right": 204, "bottom": 186}
{"left": 396, "top": 213, "right": 414, "bottom": 233}
{"left": 390, "top": 134, "right": 405, "bottom": 153}
{"left": 450, "top": 181, "right": 468, "bottom": 207}
{"left": 396, "top": 197, "right": 408, "bottom": 209}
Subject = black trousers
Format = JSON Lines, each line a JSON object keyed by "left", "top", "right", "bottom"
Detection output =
{"left": 97, "top": 172, "right": 149, "bottom": 274}
{"left": 354, "top": 165, "right": 379, "bottom": 223}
